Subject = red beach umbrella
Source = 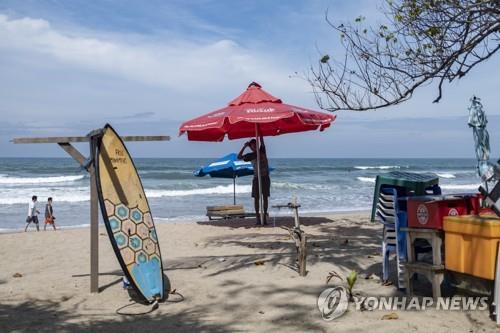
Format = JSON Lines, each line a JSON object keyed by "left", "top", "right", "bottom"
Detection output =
{"left": 179, "top": 82, "right": 335, "bottom": 141}
{"left": 179, "top": 82, "right": 336, "bottom": 224}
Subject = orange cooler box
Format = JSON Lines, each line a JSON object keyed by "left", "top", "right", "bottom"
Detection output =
{"left": 444, "top": 215, "right": 500, "bottom": 280}
{"left": 407, "top": 194, "right": 479, "bottom": 229}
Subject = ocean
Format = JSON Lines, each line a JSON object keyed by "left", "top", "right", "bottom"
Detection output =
{"left": 0, "top": 157, "right": 485, "bottom": 232}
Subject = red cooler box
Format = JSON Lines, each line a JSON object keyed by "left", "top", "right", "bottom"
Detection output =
{"left": 407, "top": 194, "right": 480, "bottom": 229}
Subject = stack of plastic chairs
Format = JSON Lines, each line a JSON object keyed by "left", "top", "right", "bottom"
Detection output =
{"left": 376, "top": 187, "right": 407, "bottom": 289}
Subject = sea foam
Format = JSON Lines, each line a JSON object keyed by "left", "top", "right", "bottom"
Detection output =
{"left": 354, "top": 165, "right": 402, "bottom": 170}
{"left": 436, "top": 173, "right": 456, "bottom": 179}
{"left": 357, "top": 177, "right": 376, "bottom": 183}
{"left": 0, "top": 175, "right": 85, "bottom": 184}
{"left": 440, "top": 184, "right": 480, "bottom": 190}
{"left": 146, "top": 185, "right": 252, "bottom": 197}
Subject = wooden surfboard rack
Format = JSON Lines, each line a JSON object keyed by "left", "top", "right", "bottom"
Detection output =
{"left": 12, "top": 129, "right": 170, "bottom": 293}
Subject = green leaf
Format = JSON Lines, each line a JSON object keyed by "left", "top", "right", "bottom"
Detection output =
{"left": 355, "top": 15, "right": 365, "bottom": 23}
{"left": 426, "top": 26, "right": 440, "bottom": 37}
{"left": 320, "top": 55, "right": 330, "bottom": 63}
{"left": 346, "top": 271, "right": 358, "bottom": 291}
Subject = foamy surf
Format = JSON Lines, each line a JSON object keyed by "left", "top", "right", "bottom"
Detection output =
{"left": 146, "top": 184, "right": 252, "bottom": 198}
{"left": 357, "top": 177, "right": 376, "bottom": 183}
{"left": 0, "top": 192, "right": 89, "bottom": 205}
{"left": 354, "top": 165, "right": 403, "bottom": 170}
{"left": 440, "top": 184, "right": 480, "bottom": 190}
{"left": 436, "top": 173, "right": 456, "bottom": 179}
{"left": 0, "top": 175, "right": 85, "bottom": 184}
{"left": 0, "top": 184, "right": 254, "bottom": 204}
{"left": 272, "top": 182, "right": 330, "bottom": 190}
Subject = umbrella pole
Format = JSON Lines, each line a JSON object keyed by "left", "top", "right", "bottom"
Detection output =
{"left": 255, "top": 124, "right": 264, "bottom": 225}
{"left": 233, "top": 176, "right": 236, "bottom": 205}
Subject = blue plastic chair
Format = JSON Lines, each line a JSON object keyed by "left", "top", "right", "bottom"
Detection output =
{"left": 376, "top": 187, "right": 407, "bottom": 289}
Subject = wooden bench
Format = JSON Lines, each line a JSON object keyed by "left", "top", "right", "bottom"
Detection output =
{"left": 206, "top": 205, "right": 256, "bottom": 220}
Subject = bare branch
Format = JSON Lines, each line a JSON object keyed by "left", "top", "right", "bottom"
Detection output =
{"left": 309, "top": 0, "right": 500, "bottom": 112}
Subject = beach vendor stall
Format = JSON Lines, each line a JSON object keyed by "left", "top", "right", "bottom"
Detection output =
{"left": 372, "top": 96, "right": 500, "bottom": 322}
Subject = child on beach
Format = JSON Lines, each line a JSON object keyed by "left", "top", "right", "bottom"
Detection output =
{"left": 25, "top": 195, "right": 40, "bottom": 232}
{"left": 44, "top": 197, "right": 57, "bottom": 231}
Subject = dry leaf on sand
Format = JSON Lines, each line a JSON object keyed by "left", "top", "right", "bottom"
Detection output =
{"left": 381, "top": 312, "right": 399, "bottom": 320}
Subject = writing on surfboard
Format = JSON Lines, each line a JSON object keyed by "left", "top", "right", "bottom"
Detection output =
{"left": 110, "top": 148, "right": 127, "bottom": 164}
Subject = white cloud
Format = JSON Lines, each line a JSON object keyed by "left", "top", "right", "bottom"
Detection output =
{"left": 0, "top": 14, "right": 308, "bottom": 95}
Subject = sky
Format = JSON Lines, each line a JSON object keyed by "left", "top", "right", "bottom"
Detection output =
{"left": 0, "top": 0, "right": 498, "bottom": 158}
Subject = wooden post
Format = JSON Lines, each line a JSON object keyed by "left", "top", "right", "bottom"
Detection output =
{"left": 281, "top": 227, "right": 307, "bottom": 277}
{"left": 233, "top": 177, "right": 236, "bottom": 205}
{"left": 59, "top": 141, "right": 99, "bottom": 293}
{"left": 281, "top": 199, "right": 307, "bottom": 276}
{"left": 255, "top": 124, "right": 264, "bottom": 225}
{"left": 292, "top": 196, "right": 300, "bottom": 229}
{"left": 299, "top": 232, "right": 307, "bottom": 276}
{"left": 89, "top": 163, "right": 99, "bottom": 293}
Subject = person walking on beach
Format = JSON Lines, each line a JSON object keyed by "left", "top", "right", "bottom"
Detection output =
{"left": 44, "top": 197, "right": 57, "bottom": 231}
{"left": 238, "top": 135, "right": 270, "bottom": 225}
{"left": 25, "top": 195, "right": 40, "bottom": 232}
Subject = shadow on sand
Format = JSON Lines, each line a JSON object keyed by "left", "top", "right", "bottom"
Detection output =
{"left": 196, "top": 215, "right": 333, "bottom": 228}
{"left": 0, "top": 298, "right": 231, "bottom": 333}
{"left": 172, "top": 217, "right": 385, "bottom": 280}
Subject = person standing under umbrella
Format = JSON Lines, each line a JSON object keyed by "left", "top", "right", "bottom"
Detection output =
{"left": 238, "top": 135, "right": 270, "bottom": 225}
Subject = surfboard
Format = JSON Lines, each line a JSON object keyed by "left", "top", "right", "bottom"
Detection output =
{"left": 95, "top": 124, "right": 164, "bottom": 303}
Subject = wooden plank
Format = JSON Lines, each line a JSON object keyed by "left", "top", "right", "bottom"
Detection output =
{"left": 207, "top": 205, "right": 244, "bottom": 211}
{"left": 58, "top": 143, "right": 86, "bottom": 165}
{"left": 89, "top": 164, "right": 99, "bottom": 293}
{"left": 12, "top": 135, "right": 170, "bottom": 144}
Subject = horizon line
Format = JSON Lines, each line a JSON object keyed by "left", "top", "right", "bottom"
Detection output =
{"left": 0, "top": 156, "right": 488, "bottom": 159}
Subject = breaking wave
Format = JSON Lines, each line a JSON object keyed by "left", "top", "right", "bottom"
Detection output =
{"left": 435, "top": 173, "right": 456, "bottom": 179}
{"left": 0, "top": 175, "right": 85, "bottom": 185}
{"left": 357, "top": 177, "right": 376, "bottom": 183}
{"left": 354, "top": 165, "right": 403, "bottom": 170}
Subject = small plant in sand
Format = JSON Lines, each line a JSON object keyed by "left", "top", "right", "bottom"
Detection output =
{"left": 326, "top": 270, "right": 358, "bottom": 301}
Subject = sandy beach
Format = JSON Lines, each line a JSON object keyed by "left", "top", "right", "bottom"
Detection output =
{"left": 0, "top": 212, "right": 497, "bottom": 333}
